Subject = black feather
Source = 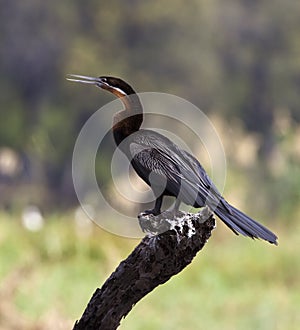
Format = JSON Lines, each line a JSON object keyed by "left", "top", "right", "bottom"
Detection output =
{"left": 126, "top": 129, "right": 278, "bottom": 245}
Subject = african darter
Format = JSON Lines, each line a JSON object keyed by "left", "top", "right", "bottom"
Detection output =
{"left": 67, "top": 74, "right": 278, "bottom": 245}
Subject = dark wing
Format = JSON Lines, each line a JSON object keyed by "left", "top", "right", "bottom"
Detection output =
{"left": 129, "top": 130, "right": 223, "bottom": 207}
{"left": 130, "top": 145, "right": 182, "bottom": 196}
{"left": 180, "top": 150, "right": 233, "bottom": 212}
{"left": 128, "top": 130, "right": 278, "bottom": 244}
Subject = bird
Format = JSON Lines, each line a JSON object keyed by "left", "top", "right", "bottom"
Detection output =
{"left": 67, "top": 74, "right": 278, "bottom": 245}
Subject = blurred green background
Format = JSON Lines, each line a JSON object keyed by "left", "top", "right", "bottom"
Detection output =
{"left": 0, "top": 0, "right": 299, "bottom": 329}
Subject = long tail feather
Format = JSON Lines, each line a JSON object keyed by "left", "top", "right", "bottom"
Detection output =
{"left": 214, "top": 201, "right": 278, "bottom": 245}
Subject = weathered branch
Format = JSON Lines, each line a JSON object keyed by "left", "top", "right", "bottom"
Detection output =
{"left": 73, "top": 207, "right": 215, "bottom": 330}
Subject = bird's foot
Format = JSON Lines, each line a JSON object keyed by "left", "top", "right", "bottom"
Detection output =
{"left": 138, "top": 209, "right": 171, "bottom": 235}
{"left": 142, "top": 208, "right": 161, "bottom": 216}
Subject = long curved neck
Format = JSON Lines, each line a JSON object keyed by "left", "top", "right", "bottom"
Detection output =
{"left": 113, "top": 93, "right": 143, "bottom": 146}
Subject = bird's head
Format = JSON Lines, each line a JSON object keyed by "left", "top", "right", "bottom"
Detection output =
{"left": 67, "top": 74, "right": 143, "bottom": 140}
{"left": 66, "top": 74, "right": 136, "bottom": 98}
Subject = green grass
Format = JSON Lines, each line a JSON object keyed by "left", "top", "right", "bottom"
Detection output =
{"left": 0, "top": 211, "right": 299, "bottom": 329}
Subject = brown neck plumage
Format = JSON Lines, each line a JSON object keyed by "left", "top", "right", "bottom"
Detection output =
{"left": 112, "top": 93, "right": 143, "bottom": 146}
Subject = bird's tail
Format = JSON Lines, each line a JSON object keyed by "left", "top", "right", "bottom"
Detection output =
{"left": 214, "top": 200, "right": 278, "bottom": 245}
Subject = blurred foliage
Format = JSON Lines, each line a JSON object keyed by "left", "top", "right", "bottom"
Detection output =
{"left": 0, "top": 0, "right": 299, "bottom": 220}
{"left": 0, "top": 212, "right": 299, "bottom": 329}
{"left": 0, "top": 2, "right": 299, "bottom": 327}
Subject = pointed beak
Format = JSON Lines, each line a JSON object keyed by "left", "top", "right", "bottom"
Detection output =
{"left": 66, "top": 74, "right": 104, "bottom": 86}
{"left": 67, "top": 74, "right": 128, "bottom": 98}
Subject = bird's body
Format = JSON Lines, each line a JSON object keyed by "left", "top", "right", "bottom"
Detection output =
{"left": 67, "top": 74, "right": 278, "bottom": 245}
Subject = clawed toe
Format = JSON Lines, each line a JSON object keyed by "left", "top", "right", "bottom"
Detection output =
{"left": 143, "top": 209, "right": 161, "bottom": 216}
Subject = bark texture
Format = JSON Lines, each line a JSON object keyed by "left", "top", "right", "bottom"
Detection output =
{"left": 73, "top": 207, "right": 215, "bottom": 330}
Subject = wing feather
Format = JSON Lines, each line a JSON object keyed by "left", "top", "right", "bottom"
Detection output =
{"left": 129, "top": 130, "right": 223, "bottom": 207}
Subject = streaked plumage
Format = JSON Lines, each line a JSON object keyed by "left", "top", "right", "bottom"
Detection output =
{"left": 67, "top": 74, "right": 278, "bottom": 245}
